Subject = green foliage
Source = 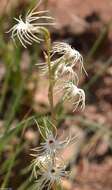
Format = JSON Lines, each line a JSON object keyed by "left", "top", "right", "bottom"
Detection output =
{"left": 0, "top": 1, "right": 40, "bottom": 188}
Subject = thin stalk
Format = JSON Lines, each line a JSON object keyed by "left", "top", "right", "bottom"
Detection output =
{"left": 45, "top": 35, "right": 57, "bottom": 190}
{"left": 0, "top": 67, "right": 11, "bottom": 113}
{"left": 44, "top": 29, "right": 55, "bottom": 123}
{"left": 4, "top": 80, "right": 24, "bottom": 129}
{"left": 87, "top": 26, "right": 108, "bottom": 61}
{"left": 84, "top": 56, "right": 112, "bottom": 90}
{"left": 85, "top": 22, "right": 112, "bottom": 71}
{"left": 1, "top": 143, "right": 23, "bottom": 188}
{"left": 41, "top": 28, "right": 58, "bottom": 190}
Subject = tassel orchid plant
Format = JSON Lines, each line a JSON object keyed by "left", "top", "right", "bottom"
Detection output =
{"left": 8, "top": 0, "right": 87, "bottom": 189}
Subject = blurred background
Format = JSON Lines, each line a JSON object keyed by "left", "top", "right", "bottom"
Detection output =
{"left": 0, "top": 0, "right": 112, "bottom": 189}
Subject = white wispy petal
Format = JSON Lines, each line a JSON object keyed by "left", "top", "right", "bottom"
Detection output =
{"left": 33, "top": 158, "right": 68, "bottom": 189}
{"left": 55, "top": 63, "right": 79, "bottom": 84}
{"left": 56, "top": 81, "right": 85, "bottom": 111}
{"left": 7, "top": 6, "right": 55, "bottom": 48}
{"left": 52, "top": 42, "right": 87, "bottom": 76}
{"left": 36, "top": 42, "right": 87, "bottom": 86}
{"left": 31, "top": 120, "right": 77, "bottom": 157}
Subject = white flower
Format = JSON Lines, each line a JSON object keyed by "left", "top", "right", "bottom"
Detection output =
{"left": 55, "top": 63, "right": 79, "bottom": 84}
{"left": 36, "top": 42, "right": 87, "bottom": 84}
{"left": 51, "top": 42, "right": 87, "bottom": 76}
{"left": 56, "top": 81, "right": 85, "bottom": 111}
{"left": 34, "top": 158, "right": 68, "bottom": 189}
{"left": 31, "top": 119, "right": 77, "bottom": 156}
{"left": 37, "top": 59, "right": 79, "bottom": 84}
{"left": 7, "top": 6, "right": 54, "bottom": 48}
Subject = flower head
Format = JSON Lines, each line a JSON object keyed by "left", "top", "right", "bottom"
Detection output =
{"left": 55, "top": 63, "right": 79, "bottom": 84}
{"left": 56, "top": 81, "right": 85, "bottom": 111}
{"left": 36, "top": 41, "right": 87, "bottom": 85}
{"left": 51, "top": 42, "right": 87, "bottom": 76}
{"left": 33, "top": 158, "right": 68, "bottom": 189}
{"left": 31, "top": 119, "right": 77, "bottom": 157}
{"left": 7, "top": 5, "right": 54, "bottom": 48}
{"left": 30, "top": 120, "right": 75, "bottom": 188}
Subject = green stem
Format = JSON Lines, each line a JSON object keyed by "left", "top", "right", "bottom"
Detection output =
{"left": 84, "top": 56, "right": 112, "bottom": 90}
{"left": 87, "top": 26, "right": 108, "bottom": 61}
{"left": 0, "top": 67, "right": 11, "bottom": 113}
{"left": 43, "top": 29, "right": 55, "bottom": 124}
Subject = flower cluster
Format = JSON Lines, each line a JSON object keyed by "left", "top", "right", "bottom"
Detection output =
{"left": 7, "top": 4, "right": 54, "bottom": 48}
{"left": 37, "top": 41, "right": 87, "bottom": 111}
{"left": 8, "top": 2, "right": 87, "bottom": 189}
{"left": 30, "top": 119, "right": 77, "bottom": 189}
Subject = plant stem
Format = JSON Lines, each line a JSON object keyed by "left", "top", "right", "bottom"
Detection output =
{"left": 0, "top": 67, "right": 11, "bottom": 113}
{"left": 45, "top": 30, "right": 55, "bottom": 124}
